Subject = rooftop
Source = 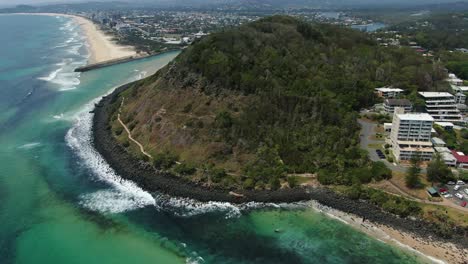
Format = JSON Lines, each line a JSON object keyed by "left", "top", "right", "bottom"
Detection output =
{"left": 418, "top": 92, "right": 454, "bottom": 98}
{"left": 451, "top": 150, "right": 468, "bottom": 163}
{"left": 397, "top": 112, "right": 434, "bottom": 121}
{"left": 375, "top": 87, "right": 404, "bottom": 92}
{"left": 434, "top": 121, "right": 454, "bottom": 127}
{"left": 435, "top": 146, "right": 451, "bottom": 153}
{"left": 431, "top": 137, "right": 446, "bottom": 145}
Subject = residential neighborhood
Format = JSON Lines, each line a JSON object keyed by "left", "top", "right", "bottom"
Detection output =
{"left": 361, "top": 72, "right": 468, "bottom": 211}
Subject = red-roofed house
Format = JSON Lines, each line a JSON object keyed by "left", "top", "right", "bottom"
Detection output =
{"left": 450, "top": 150, "right": 468, "bottom": 169}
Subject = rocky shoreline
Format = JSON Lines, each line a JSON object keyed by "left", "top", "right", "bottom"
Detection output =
{"left": 92, "top": 81, "right": 467, "bottom": 251}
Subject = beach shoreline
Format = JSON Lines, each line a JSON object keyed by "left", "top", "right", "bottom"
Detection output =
{"left": 12, "top": 12, "right": 137, "bottom": 64}
{"left": 310, "top": 201, "right": 467, "bottom": 264}
{"left": 92, "top": 80, "right": 468, "bottom": 263}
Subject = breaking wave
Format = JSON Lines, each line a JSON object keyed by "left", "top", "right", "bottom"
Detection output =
{"left": 66, "top": 97, "right": 156, "bottom": 214}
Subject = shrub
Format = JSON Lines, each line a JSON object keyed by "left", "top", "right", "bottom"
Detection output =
{"left": 174, "top": 163, "right": 197, "bottom": 175}
{"left": 287, "top": 176, "right": 299, "bottom": 188}
{"left": 114, "top": 127, "right": 123, "bottom": 136}
{"left": 269, "top": 176, "right": 281, "bottom": 190}
{"left": 243, "top": 178, "right": 255, "bottom": 189}
{"left": 153, "top": 151, "right": 179, "bottom": 169}
{"left": 209, "top": 167, "right": 227, "bottom": 183}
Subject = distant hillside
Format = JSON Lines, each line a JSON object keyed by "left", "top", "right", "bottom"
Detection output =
{"left": 109, "top": 16, "right": 446, "bottom": 190}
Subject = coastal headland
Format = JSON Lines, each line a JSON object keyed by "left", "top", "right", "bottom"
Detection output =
{"left": 93, "top": 81, "right": 468, "bottom": 263}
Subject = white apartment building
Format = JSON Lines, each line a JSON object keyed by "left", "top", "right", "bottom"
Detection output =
{"left": 418, "top": 92, "right": 462, "bottom": 123}
{"left": 391, "top": 108, "right": 434, "bottom": 161}
{"left": 375, "top": 87, "right": 404, "bottom": 98}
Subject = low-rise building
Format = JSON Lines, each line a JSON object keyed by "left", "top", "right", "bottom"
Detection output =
{"left": 434, "top": 121, "right": 454, "bottom": 131}
{"left": 384, "top": 99, "right": 412, "bottom": 114}
{"left": 418, "top": 92, "right": 462, "bottom": 123}
{"left": 450, "top": 150, "right": 468, "bottom": 169}
{"left": 390, "top": 108, "right": 434, "bottom": 161}
{"left": 375, "top": 87, "right": 404, "bottom": 99}
{"left": 435, "top": 147, "right": 457, "bottom": 167}
{"left": 431, "top": 137, "right": 446, "bottom": 147}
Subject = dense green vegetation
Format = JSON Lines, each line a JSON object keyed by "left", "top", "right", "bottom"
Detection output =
{"left": 391, "top": 13, "right": 468, "bottom": 51}
{"left": 119, "top": 16, "right": 447, "bottom": 190}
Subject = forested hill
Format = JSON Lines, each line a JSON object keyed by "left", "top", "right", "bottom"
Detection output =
{"left": 112, "top": 16, "right": 445, "bottom": 190}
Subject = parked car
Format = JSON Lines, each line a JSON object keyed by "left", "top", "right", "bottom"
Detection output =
{"left": 439, "top": 188, "right": 448, "bottom": 193}
{"left": 447, "top": 181, "right": 456, "bottom": 185}
{"left": 464, "top": 189, "right": 468, "bottom": 195}
{"left": 454, "top": 185, "right": 461, "bottom": 191}
{"left": 457, "top": 180, "right": 465, "bottom": 185}
{"left": 461, "top": 201, "right": 467, "bottom": 207}
{"left": 455, "top": 193, "right": 464, "bottom": 199}
{"left": 443, "top": 193, "right": 453, "bottom": 198}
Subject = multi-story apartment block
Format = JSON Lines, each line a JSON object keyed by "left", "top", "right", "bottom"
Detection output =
{"left": 418, "top": 92, "right": 462, "bottom": 123}
{"left": 391, "top": 108, "right": 434, "bottom": 161}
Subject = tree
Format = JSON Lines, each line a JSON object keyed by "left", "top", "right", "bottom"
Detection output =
{"left": 427, "top": 153, "right": 452, "bottom": 184}
{"left": 405, "top": 153, "right": 422, "bottom": 188}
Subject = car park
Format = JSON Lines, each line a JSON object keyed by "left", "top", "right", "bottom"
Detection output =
{"left": 455, "top": 193, "right": 464, "bottom": 199}
{"left": 375, "top": 150, "right": 385, "bottom": 159}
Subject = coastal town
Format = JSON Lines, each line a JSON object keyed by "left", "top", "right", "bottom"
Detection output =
{"left": 361, "top": 72, "right": 468, "bottom": 211}
{"left": 66, "top": 9, "right": 385, "bottom": 54}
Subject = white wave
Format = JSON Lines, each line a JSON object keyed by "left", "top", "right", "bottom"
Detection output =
{"left": 17, "top": 142, "right": 41, "bottom": 149}
{"left": 53, "top": 113, "right": 64, "bottom": 119}
{"left": 38, "top": 68, "right": 62, "bottom": 82}
{"left": 59, "top": 87, "right": 77, "bottom": 92}
{"left": 80, "top": 189, "right": 155, "bottom": 214}
{"left": 66, "top": 96, "right": 156, "bottom": 214}
{"left": 186, "top": 255, "right": 205, "bottom": 264}
{"left": 68, "top": 44, "right": 83, "bottom": 55}
{"left": 38, "top": 58, "right": 84, "bottom": 90}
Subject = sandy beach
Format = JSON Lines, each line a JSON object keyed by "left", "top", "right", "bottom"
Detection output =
{"left": 15, "top": 13, "right": 136, "bottom": 64}
{"left": 309, "top": 201, "right": 468, "bottom": 264}
{"left": 72, "top": 15, "right": 136, "bottom": 64}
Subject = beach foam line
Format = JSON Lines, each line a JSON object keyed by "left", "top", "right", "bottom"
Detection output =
{"left": 66, "top": 96, "right": 156, "bottom": 213}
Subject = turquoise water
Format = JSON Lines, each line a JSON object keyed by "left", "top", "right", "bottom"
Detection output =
{"left": 0, "top": 14, "right": 426, "bottom": 264}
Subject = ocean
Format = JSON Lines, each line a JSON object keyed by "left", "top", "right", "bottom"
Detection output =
{"left": 0, "top": 14, "right": 428, "bottom": 264}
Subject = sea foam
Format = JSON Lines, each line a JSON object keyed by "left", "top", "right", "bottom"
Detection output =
{"left": 66, "top": 97, "right": 156, "bottom": 214}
